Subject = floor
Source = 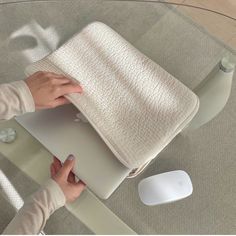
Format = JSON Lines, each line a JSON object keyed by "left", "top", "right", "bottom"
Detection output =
{"left": 174, "top": 0, "right": 236, "bottom": 49}
{"left": 0, "top": 0, "right": 236, "bottom": 234}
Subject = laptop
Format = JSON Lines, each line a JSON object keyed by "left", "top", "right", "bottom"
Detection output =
{"left": 15, "top": 104, "right": 131, "bottom": 199}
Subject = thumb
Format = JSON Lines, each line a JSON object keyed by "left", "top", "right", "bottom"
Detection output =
{"left": 59, "top": 154, "right": 75, "bottom": 178}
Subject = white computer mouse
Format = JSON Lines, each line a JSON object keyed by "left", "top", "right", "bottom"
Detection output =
{"left": 138, "top": 170, "right": 193, "bottom": 206}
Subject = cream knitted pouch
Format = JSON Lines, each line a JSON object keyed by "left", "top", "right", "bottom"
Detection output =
{"left": 25, "top": 22, "right": 199, "bottom": 174}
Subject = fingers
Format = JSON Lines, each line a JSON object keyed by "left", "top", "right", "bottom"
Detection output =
{"left": 53, "top": 156, "right": 62, "bottom": 173}
{"left": 52, "top": 155, "right": 85, "bottom": 186}
{"left": 76, "top": 180, "right": 86, "bottom": 188}
{"left": 53, "top": 77, "right": 73, "bottom": 85}
{"left": 49, "top": 75, "right": 75, "bottom": 85}
{"left": 50, "top": 155, "right": 86, "bottom": 202}
{"left": 58, "top": 154, "right": 75, "bottom": 178}
{"left": 72, "top": 180, "right": 86, "bottom": 196}
{"left": 56, "top": 83, "right": 83, "bottom": 96}
{"left": 34, "top": 71, "right": 80, "bottom": 86}
{"left": 68, "top": 171, "right": 76, "bottom": 184}
{"left": 26, "top": 71, "right": 83, "bottom": 111}
{"left": 42, "top": 71, "right": 82, "bottom": 91}
{"left": 49, "top": 97, "right": 71, "bottom": 108}
{"left": 50, "top": 164, "right": 56, "bottom": 178}
{"left": 53, "top": 156, "right": 76, "bottom": 183}
{"left": 34, "top": 71, "right": 70, "bottom": 82}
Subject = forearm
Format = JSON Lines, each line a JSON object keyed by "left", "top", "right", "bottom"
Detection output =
{"left": 0, "top": 80, "right": 35, "bottom": 121}
{"left": 3, "top": 179, "right": 66, "bottom": 235}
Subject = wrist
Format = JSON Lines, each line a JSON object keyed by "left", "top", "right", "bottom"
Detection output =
{"left": 16, "top": 80, "right": 35, "bottom": 113}
{"left": 43, "top": 179, "right": 66, "bottom": 211}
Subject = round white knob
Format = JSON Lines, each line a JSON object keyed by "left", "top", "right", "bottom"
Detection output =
{"left": 0, "top": 128, "right": 17, "bottom": 143}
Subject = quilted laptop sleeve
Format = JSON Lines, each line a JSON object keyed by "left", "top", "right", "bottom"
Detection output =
{"left": 25, "top": 22, "right": 199, "bottom": 172}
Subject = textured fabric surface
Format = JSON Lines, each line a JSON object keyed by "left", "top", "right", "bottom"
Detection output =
{"left": 25, "top": 22, "right": 199, "bottom": 169}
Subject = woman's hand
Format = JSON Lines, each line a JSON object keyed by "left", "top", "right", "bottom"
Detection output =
{"left": 50, "top": 155, "right": 86, "bottom": 202}
{"left": 25, "top": 71, "right": 82, "bottom": 110}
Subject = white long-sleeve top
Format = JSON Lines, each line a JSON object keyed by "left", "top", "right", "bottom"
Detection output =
{"left": 0, "top": 80, "right": 35, "bottom": 120}
{"left": 1, "top": 80, "right": 66, "bottom": 234}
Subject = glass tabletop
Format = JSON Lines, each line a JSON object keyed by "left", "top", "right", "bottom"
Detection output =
{"left": 0, "top": 0, "right": 235, "bottom": 234}
{"left": 0, "top": 0, "right": 234, "bottom": 85}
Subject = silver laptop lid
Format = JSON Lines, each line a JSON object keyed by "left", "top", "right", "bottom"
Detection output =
{"left": 16, "top": 104, "right": 130, "bottom": 199}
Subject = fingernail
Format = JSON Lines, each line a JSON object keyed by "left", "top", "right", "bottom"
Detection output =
{"left": 67, "top": 154, "right": 75, "bottom": 161}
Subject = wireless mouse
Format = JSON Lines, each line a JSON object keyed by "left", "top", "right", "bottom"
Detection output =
{"left": 138, "top": 170, "right": 193, "bottom": 206}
